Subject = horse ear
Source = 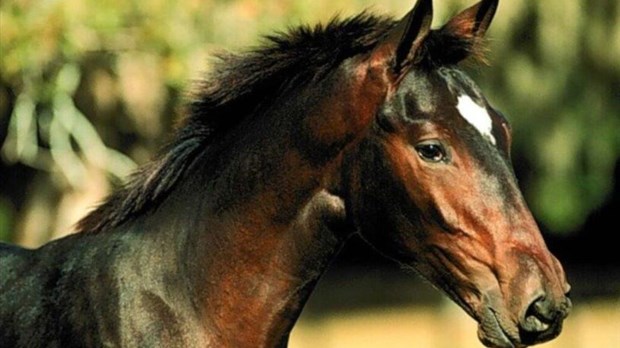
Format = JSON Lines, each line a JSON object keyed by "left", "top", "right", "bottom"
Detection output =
{"left": 371, "top": 0, "right": 433, "bottom": 75}
{"left": 441, "top": 0, "right": 498, "bottom": 39}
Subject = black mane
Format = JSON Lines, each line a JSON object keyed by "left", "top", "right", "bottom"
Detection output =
{"left": 77, "top": 12, "right": 480, "bottom": 233}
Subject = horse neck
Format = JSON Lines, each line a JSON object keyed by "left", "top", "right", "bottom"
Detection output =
{"left": 141, "top": 54, "right": 389, "bottom": 346}
{"left": 177, "top": 148, "right": 353, "bottom": 346}
{"left": 181, "top": 187, "right": 349, "bottom": 347}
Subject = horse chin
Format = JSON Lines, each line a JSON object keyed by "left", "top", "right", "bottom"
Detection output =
{"left": 476, "top": 307, "right": 525, "bottom": 348}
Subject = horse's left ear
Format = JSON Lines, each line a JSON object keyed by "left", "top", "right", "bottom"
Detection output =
{"left": 441, "top": 0, "right": 498, "bottom": 39}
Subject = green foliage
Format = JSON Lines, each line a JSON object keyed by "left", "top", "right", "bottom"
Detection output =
{"left": 0, "top": 197, "right": 13, "bottom": 241}
{"left": 1, "top": 0, "right": 618, "bottom": 240}
{"left": 477, "top": 1, "right": 620, "bottom": 232}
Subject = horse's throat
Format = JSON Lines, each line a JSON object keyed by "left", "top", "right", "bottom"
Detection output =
{"left": 189, "top": 190, "right": 350, "bottom": 347}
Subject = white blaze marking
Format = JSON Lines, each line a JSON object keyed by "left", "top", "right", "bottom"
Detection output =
{"left": 456, "top": 94, "right": 496, "bottom": 145}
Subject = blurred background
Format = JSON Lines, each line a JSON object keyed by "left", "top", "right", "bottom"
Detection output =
{"left": 1, "top": 0, "right": 618, "bottom": 347}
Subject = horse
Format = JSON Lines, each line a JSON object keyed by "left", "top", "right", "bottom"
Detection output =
{"left": 0, "top": 0, "right": 571, "bottom": 347}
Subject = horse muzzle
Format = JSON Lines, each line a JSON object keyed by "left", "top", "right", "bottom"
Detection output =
{"left": 517, "top": 292, "right": 572, "bottom": 346}
{"left": 477, "top": 290, "right": 571, "bottom": 348}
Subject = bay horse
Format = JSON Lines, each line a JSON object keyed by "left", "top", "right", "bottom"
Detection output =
{"left": 0, "top": 0, "right": 571, "bottom": 347}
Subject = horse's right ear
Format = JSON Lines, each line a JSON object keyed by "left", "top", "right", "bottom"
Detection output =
{"left": 371, "top": 0, "right": 433, "bottom": 76}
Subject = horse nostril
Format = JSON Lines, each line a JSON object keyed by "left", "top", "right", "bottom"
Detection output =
{"left": 519, "top": 293, "right": 569, "bottom": 344}
{"left": 533, "top": 298, "right": 552, "bottom": 320}
{"left": 522, "top": 293, "right": 568, "bottom": 330}
{"left": 522, "top": 295, "right": 570, "bottom": 333}
{"left": 522, "top": 295, "right": 552, "bottom": 333}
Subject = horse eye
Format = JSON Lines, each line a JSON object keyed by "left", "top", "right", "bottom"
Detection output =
{"left": 415, "top": 142, "right": 448, "bottom": 163}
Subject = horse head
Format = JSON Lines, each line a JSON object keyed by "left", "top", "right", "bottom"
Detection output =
{"left": 343, "top": 1, "right": 571, "bottom": 347}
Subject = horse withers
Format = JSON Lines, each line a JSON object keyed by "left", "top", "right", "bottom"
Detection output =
{"left": 0, "top": 0, "right": 570, "bottom": 347}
